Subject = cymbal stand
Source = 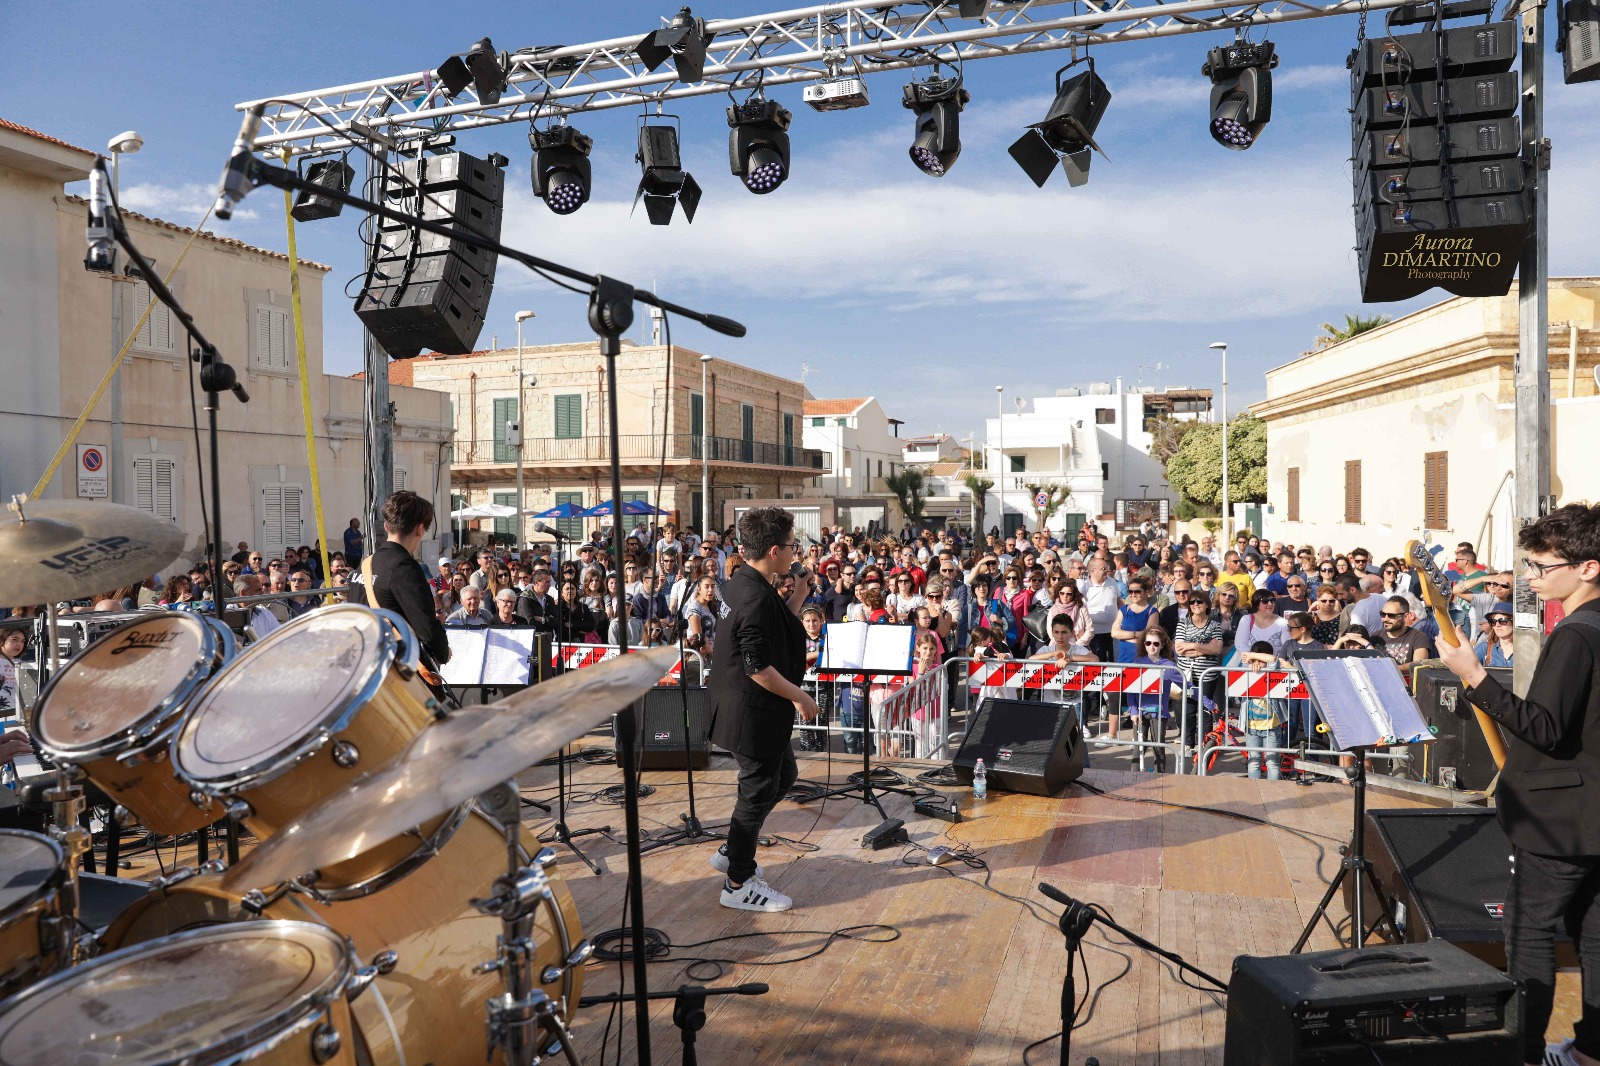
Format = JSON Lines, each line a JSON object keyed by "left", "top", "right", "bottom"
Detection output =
{"left": 475, "top": 821, "right": 590, "bottom": 1066}
{"left": 43, "top": 763, "right": 95, "bottom": 964}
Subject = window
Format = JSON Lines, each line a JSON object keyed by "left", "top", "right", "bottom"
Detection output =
{"left": 741, "top": 404, "right": 754, "bottom": 462}
{"left": 133, "top": 456, "right": 178, "bottom": 522}
{"left": 1101, "top": 462, "right": 1110, "bottom": 482}
{"left": 492, "top": 397, "right": 517, "bottom": 462}
{"left": 393, "top": 468, "right": 409, "bottom": 491}
{"left": 877, "top": 459, "right": 883, "bottom": 478}
{"left": 811, "top": 416, "right": 824, "bottom": 428}
{"left": 1095, "top": 408, "right": 1116, "bottom": 425}
{"left": 260, "top": 483, "right": 304, "bottom": 554}
{"left": 131, "top": 281, "right": 176, "bottom": 356}
{"left": 1010, "top": 455, "right": 1024, "bottom": 473}
{"left": 252, "top": 304, "right": 291, "bottom": 371}
{"left": 783, "top": 414, "right": 794, "bottom": 466}
{"left": 493, "top": 491, "right": 517, "bottom": 539}
{"left": 554, "top": 394, "right": 582, "bottom": 440}
{"left": 1286, "top": 467, "right": 1301, "bottom": 523}
{"left": 554, "top": 491, "right": 583, "bottom": 541}
{"left": 835, "top": 417, "right": 846, "bottom": 427}
{"left": 1344, "top": 460, "right": 1362, "bottom": 524}
{"left": 1424, "top": 452, "right": 1448, "bottom": 529}
{"left": 691, "top": 393, "right": 705, "bottom": 459}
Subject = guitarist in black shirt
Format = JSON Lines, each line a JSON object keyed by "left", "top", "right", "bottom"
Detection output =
{"left": 1439, "top": 503, "right": 1600, "bottom": 1066}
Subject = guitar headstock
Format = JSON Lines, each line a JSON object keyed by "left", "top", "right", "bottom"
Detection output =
{"left": 1406, "top": 539, "right": 1454, "bottom": 620}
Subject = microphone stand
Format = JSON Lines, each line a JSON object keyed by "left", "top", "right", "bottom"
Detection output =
{"left": 640, "top": 626, "right": 727, "bottom": 855}
{"left": 103, "top": 156, "right": 248, "bottom": 868}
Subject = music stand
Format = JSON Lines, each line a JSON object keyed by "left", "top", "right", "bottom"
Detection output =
{"left": 1289, "top": 649, "right": 1435, "bottom": 953}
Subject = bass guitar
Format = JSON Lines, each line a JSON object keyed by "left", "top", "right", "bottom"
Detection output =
{"left": 1406, "top": 539, "right": 1508, "bottom": 770}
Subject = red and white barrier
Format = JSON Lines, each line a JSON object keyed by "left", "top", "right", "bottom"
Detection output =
{"left": 963, "top": 660, "right": 1170, "bottom": 694}
{"left": 551, "top": 643, "right": 691, "bottom": 686}
{"left": 1223, "top": 670, "right": 1309, "bottom": 700}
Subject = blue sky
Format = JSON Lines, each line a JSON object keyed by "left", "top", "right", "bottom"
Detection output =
{"left": 9, "top": 1, "right": 1595, "bottom": 444}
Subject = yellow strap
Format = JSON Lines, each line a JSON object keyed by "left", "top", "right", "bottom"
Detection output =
{"left": 281, "top": 153, "right": 334, "bottom": 595}
{"left": 30, "top": 211, "right": 213, "bottom": 500}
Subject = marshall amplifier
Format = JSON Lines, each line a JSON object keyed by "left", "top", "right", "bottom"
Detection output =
{"left": 951, "top": 697, "right": 1084, "bottom": 796}
{"left": 1224, "top": 940, "right": 1520, "bottom": 1064}
{"left": 637, "top": 687, "right": 710, "bottom": 771}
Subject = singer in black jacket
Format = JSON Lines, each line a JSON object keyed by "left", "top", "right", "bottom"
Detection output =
{"left": 1439, "top": 503, "right": 1600, "bottom": 1066}
{"left": 706, "top": 507, "right": 817, "bottom": 914}
{"left": 367, "top": 491, "right": 451, "bottom": 671}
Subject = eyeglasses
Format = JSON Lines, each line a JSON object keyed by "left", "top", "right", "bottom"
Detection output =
{"left": 268, "top": 562, "right": 282, "bottom": 569}
{"left": 1523, "top": 556, "right": 1578, "bottom": 576}
{"left": 1287, "top": 582, "right": 1305, "bottom": 588}
{"left": 1143, "top": 640, "right": 1163, "bottom": 647}
{"left": 1489, "top": 616, "right": 1512, "bottom": 625}
{"left": 1004, "top": 575, "right": 1020, "bottom": 582}
{"left": 1380, "top": 611, "right": 1405, "bottom": 619}
{"left": 1487, "top": 581, "right": 1511, "bottom": 589}
{"left": 1318, "top": 566, "right": 1334, "bottom": 573}
{"left": 1127, "top": 587, "right": 1146, "bottom": 594}
{"left": 249, "top": 556, "right": 262, "bottom": 562}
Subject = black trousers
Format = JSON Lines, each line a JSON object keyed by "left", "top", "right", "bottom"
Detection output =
{"left": 1508, "top": 847, "right": 1600, "bottom": 1062}
{"left": 724, "top": 746, "right": 798, "bottom": 885}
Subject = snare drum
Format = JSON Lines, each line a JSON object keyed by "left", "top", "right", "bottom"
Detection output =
{"left": 173, "top": 604, "right": 459, "bottom": 896}
{"left": 28, "top": 612, "right": 236, "bottom": 836}
{"left": 0, "top": 922, "right": 358, "bottom": 1066}
{"left": 101, "top": 809, "right": 585, "bottom": 1066}
{"left": 0, "top": 830, "right": 67, "bottom": 999}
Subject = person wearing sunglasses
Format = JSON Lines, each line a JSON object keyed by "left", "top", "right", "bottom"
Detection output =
{"left": 1453, "top": 569, "right": 1516, "bottom": 640}
{"left": 1126, "top": 626, "right": 1181, "bottom": 772}
{"left": 1375, "top": 595, "right": 1431, "bottom": 679}
{"left": 1434, "top": 504, "right": 1600, "bottom": 1066}
{"left": 1473, "top": 602, "right": 1516, "bottom": 668}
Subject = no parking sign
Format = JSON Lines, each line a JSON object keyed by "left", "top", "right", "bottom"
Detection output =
{"left": 77, "top": 444, "right": 108, "bottom": 498}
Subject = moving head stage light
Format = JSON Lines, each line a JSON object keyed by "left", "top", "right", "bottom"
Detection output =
{"left": 634, "top": 120, "right": 701, "bottom": 225}
{"left": 1007, "top": 57, "right": 1111, "bottom": 188}
{"left": 530, "top": 125, "right": 593, "bottom": 215}
{"left": 1203, "top": 38, "right": 1276, "bottom": 150}
{"left": 903, "top": 74, "right": 970, "bottom": 177}
{"left": 727, "top": 98, "right": 792, "bottom": 194}
{"left": 637, "top": 6, "right": 713, "bottom": 84}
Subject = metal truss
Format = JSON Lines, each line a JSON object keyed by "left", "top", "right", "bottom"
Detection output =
{"left": 245, "top": 0, "right": 1411, "bottom": 156}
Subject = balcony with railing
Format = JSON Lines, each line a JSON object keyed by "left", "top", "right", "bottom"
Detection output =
{"left": 457, "top": 433, "right": 807, "bottom": 473}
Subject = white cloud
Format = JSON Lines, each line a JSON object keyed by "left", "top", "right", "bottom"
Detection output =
{"left": 119, "top": 182, "right": 258, "bottom": 223}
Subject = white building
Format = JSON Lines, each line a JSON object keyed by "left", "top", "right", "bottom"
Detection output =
{"left": 984, "top": 382, "right": 1212, "bottom": 538}
{"left": 901, "top": 432, "right": 962, "bottom": 465}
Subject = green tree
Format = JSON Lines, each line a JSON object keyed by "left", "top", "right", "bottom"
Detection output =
{"left": 1164, "top": 415, "right": 1268, "bottom": 508}
{"left": 1316, "top": 313, "right": 1391, "bottom": 348}
{"left": 961, "top": 472, "right": 993, "bottom": 538}
{"left": 885, "top": 468, "right": 929, "bottom": 529}
{"left": 1024, "top": 483, "right": 1073, "bottom": 532}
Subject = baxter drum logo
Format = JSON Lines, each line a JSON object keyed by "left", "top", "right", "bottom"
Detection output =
{"left": 38, "top": 536, "right": 141, "bottom": 578}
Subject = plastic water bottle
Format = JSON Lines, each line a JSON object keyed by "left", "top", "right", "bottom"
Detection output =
{"left": 973, "top": 758, "right": 988, "bottom": 800}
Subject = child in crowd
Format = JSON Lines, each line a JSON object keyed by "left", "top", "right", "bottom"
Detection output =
{"left": 1237, "top": 639, "right": 1284, "bottom": 780}
{"left": 966, "top": 625, "right": 1017, "bottom": 703}
{"left": 798, "top": 606, "right": 832, "bottom": 753}
{"left": 0, "top": 628, "right": 26, "bottom": 720}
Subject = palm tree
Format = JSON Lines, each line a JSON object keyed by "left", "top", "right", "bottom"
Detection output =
{"left": 885, "top": 468, "right": 929, "bottom": 530}
{"left": 1316, "top": 313, "right": 1392, "bottom": 348}
{"left": 961, "top": 472, "right": 993, "bottom": 539}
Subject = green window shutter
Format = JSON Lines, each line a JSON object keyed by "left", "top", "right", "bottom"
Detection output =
{"left": 493, "top": 491, "right": 517, "bottom": 538}
{"left": 554, "top": 394, "right": 583, "bottom": 440}
{"left": 493, "top": 397, "right": 516, "bottom": 462}
{"left": 555, "top": 492, "right": 584, "bottom": 540}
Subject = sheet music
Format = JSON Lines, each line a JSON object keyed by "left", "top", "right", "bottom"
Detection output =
{"left": 483, "top": 629, "right": 537, "bottom": 685}
{"left": 819, "top": 621, "right": 915, "bottom": 674}
{"left": 1298, "top": 654, "right": 1433, "bottom": 749}
{"left": 440, "top": 628, "right": 489, "bottom": 686}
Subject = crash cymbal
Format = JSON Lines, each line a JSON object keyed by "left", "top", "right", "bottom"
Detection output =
{"left": 0, "top": 496, "right": 185, "bottom": 608}
{"left": 222, "top": 645, "right": 680, "bottom": 892}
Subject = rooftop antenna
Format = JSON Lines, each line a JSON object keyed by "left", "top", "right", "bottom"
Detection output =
{"left": 1137, "top": 361, "right": 1167, "bottom": 388}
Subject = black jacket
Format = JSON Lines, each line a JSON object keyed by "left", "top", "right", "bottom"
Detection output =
{"left": 516, "top": 590, "right": 557, "bottom": 632}
{"left": 708, "top": 564, "right": 807, "bottom": 759}
{"left": 1467, "top": 601, "right": 1600, "bottom": 855}
{"left": 369, "top": 540, "right": 451, "bottom": 666}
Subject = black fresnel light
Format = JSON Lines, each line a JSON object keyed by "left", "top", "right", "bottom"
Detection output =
{"left": 902, "top": 74, "right": 970, "bottom": 177}
{"left": 1007, "top": 57, "right": 1112, "bottom": 188}
{"left": 636, "top": 7, "right": 713, "bottom": 84}
{"left": 530, "top": 125, "right": 594, "bottom": 215}
{"left": 1203, "top": 38, "right": 1277, "bottom": 150}
{"left": 634, "top": 119, "right": 701, "bottom": 225}
{"left": 437, "top": 37, "right": 507, "bottom": 105}
{"left": 727, "top": 97, "right": 792, "bottom": 194}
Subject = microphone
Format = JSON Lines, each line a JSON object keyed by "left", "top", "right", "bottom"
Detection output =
{"left": 1038, "top": 882, "right": 1075, "bottom": 908}
{"left": 213, "top": 104, "right": 265, "bottom": 221}
{"left": 85, "top": 163, "right": 115, "bottom": 272}
{"left": 534, "top": 522, "right": 567, "bottom": 539}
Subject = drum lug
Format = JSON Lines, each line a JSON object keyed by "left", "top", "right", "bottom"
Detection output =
{"left": 224, "top": 798, "right": 253, "bottom": 822}
{"left": 188, "top": 790, "right": 214, "bottom": 812}
{"left": 534, "top": 846, "right": 558, "bottom": 869}
{"left": 114, "top": 746, "right": 164, "bottom": 768}
{"left": 331, "top": 740, "right": 360, "bottom": 769}
{"left": 343, "top": 964, "right": 379, "bottom": 1003}
{"left": 310, "top": 1021, "right": 342, "bottom": 1064}
{"left": 371, "top": 949, "right": 399, "bottom": 975}
{"left": 541, "top": 940, "right": 594, "bottom": 985}
{"left": 112, "top": 804, "right": 131, "bottom": 826}
{"left": 425, "top": 696, "right": 449, "bottom": 720}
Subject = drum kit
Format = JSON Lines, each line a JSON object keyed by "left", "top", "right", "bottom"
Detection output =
{"left": 0, "top": 497, "right": 678, "bottom": 1065}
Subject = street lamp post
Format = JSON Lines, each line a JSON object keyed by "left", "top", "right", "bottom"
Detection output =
{"left": 1209, "top": 342, "right": 1229, "bottom": 549}
{"left": 994, "top": 385, "right": 1004, "bottom": 539}
{"left": 515, "top": 310, "right": 536, "bottom": 549}
{"left": 700, "top": 354, "right": 712, "bottom": 535}
{"left": 107, "top": 130, "right": 143, "bottom": 507}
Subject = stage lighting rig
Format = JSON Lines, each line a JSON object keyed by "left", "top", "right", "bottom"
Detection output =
{"left": 437, "top": 37, "right": 507, "bottom": 106}
{"left": 903, "top": 73, "right": 970, "bottom": 177}
{"left": 727, "top": 97, "right": 792, "bottom": 194}
{"left": 1203, "top": 38, "right": 1277, "bottom": 150}
{"left": 290, "top": 155, "right": 354, "bottom": 222}
{"left": 634, "top": 119, "right": 701, "bottom": 225}
{"left": 1007, "top": 58, "right": 1111, "bottom": 188}
{"left": 637, "top": 7, "right": 713, "bottom": 85}
{"left": 530, "top": 125, "right": 594, "bottom": 215}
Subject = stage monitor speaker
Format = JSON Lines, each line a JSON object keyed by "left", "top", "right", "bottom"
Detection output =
{"left": 951, "top": 697, "right": 1084, "bottom": 797}
{"left": 638, "top": 687, "right": 710, "bottom": 771}
{"left": 1224, "top": 939, "right": 1520, "bottom": 1065}
{"left": 1354, "top": 807, "right": 1577, "bottom": 970}
{"left": 1383, "top": 664, "right": 1510, "bottom": 792}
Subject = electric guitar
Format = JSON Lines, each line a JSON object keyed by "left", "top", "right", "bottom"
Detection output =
{"left": 1406, "top": 540, "right": 1508, "bottom": 770}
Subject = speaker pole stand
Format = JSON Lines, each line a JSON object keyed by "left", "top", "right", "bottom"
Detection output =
{"left": 640, "top": 631, "right": 727, "bottom": 855}
{"left": 1291, "top": 747, "right": 1401, "bottom": 953}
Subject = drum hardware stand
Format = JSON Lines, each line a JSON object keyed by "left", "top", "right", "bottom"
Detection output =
{"left": 579, "top": 983, "right": 771, "bottom": 1066}
{"left": 228, "top": 154, "right": 746, "bottom": 1066}
{"left": 640, "top": 632, "right": 727, "bottom": 855}
{"left": 1038, "top": 882, "right": 1225, "bottom": 1066}
{"left": 43, "top": 765, "right": 96, "bottom": 962}
{"left": 475, "top": 824, "right": 589, "bottom": 1066}
{"left": 1291, "top": 747, "right": 1402, "bottom": 952}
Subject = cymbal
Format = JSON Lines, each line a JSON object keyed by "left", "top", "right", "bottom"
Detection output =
{"left": 223, "top": 645, "right": 680, "bottom": 892}
{"left": 0, "top": 497, "right": 185, "bottom": 608}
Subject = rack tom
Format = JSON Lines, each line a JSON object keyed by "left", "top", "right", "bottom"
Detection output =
{"left": 172, "top": 604, "right": 458, "bottom": 896}
{"left": 28, "top": 612, "right": 235, "bottom": 836}
{"left": 0, "top": 830, "right": 68, "bottom": 1000}
{"left": 0, "top": 922, "right": 358, "bottom": 1066}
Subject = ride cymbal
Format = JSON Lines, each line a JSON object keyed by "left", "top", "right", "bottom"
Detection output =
{"left": 0, "top": 496, "right": 185, "bottom": 608}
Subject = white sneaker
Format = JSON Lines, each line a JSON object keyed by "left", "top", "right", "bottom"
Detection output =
{"left": 719, "top": 876, "right": 792, "bottom": 912}
{"left": 1543, "top": 1039, "right": 1581, "bottom": 1066}
{"left": 708, "top": 846, "right": 763, "bottom": 881}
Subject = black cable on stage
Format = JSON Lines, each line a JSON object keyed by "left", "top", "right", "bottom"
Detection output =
{"left": 589, "top": 922, "right": 900, "bottom": 983}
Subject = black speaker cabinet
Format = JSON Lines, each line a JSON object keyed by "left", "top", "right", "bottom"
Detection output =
{"left": 1382, "top": 663, "right": 1511, "bottom": 792}
{"left": 1354, "top": 807, "right": 1577, "bottom": 970}
{"left": 638, "top": 687, "right": 710, "bottom": 771}
{"left": 951, "top": 697, "right": 1084, "bottom": 797}
{"left": 1224, "top": 939, "right": 1520, "bottom": 1065}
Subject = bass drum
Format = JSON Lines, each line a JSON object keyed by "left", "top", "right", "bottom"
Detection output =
{"left": 100, "top": 809, "right": 584, "bottom": 1066}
